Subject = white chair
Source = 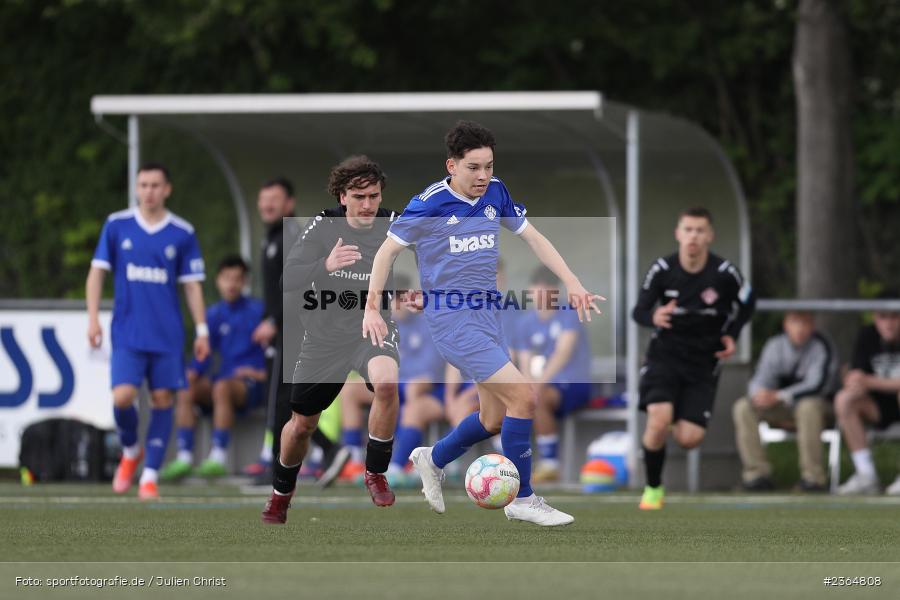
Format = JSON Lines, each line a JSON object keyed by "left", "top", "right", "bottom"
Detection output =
{"left": 757, "top": 421, "right": 842, "bottom": 493}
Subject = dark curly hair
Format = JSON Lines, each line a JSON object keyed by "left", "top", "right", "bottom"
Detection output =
{"left": 327, "top": 155, "right": 387, "bottom": 202}
{"left": 445, "top": 120, "right": 496, "bottom": 159}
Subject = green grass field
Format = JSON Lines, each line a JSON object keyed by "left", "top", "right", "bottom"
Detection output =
{"left": 2, "top": 481, "right": 899, "bottom": 599}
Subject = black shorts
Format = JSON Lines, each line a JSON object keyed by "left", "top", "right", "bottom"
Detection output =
{"left": 872, "top": 392, "right": 900, "bottom": 430}
{"left": 638, "top": 360, "right": 720, "bottom": 428}
{"left": 290, "top": 325, "right": 400, "bottom": 417}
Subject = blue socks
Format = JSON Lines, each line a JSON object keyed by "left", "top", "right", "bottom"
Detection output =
{"left": 177, "top": 427, "right": 195, "bottom": 453}
{"left": 144, "top": 406, "right": 173, "bottom": 470}
{"left": 432, "top": 412, "right": 492, "bottom": 468}
{"left": 212, "top": 428, "right": 230, "bottom": 450}
{"left": 342, "top": 428, "right": 364, "bottom": 462}
{"left": 391, "top": 426, "right": 423, "bottom": 468}
{"left": 113, "top": 405, "right": 139, "bottom": 448}
{"left": 342, "top": 428, "right": 362, "bottom": 448}
{"left": 502, "top": 416, "right": 534, "bottom": 498}
{"left": 537, "top": 434, "right": 559, "bottom": 461}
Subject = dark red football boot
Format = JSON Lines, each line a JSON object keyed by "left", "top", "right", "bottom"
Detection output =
{"left": 261, "top": 491, "right": 293, "bottom": 524}
{"left": 364, "top": 471, "right": 396, "bottom": 507}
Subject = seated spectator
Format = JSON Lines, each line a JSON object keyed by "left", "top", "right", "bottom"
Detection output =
{"left": 515, "top": 266, "right": 592, "bottom": 482}
{"left": 835, "top": 306, "right": 900, "bottom": 495}
{"left": 161, "top": 256, "right": 267, "bottom": 480}
{"left": 732, "top": 311, "right": 839, "bottom": 491}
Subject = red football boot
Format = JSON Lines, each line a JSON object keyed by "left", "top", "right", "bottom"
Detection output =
{"left": 364, "top": 471, "right": 396, "bottom": 507}
{"left": 261, "top": 491, "right": 293, "bottom": 524}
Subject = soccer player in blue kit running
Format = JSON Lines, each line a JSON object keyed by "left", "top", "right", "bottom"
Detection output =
{"left": 363, "top": 121, "right": 603, "bottom": 526}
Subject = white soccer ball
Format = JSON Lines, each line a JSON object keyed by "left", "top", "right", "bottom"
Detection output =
{"left": 464, "top": 453, "right": 520, "bottom": 509}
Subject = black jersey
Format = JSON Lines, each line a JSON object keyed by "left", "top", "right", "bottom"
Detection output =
{"left": 281, "top": 206, "right": 397, "bottom": 340}
{"left": 851, "top": 325, "right": 900, "bottom": 378}
{"left": 632, "top": 252, "right": 755, "bottom": 369}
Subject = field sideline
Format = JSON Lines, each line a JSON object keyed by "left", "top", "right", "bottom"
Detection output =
{"left": 2, "top": 482, "right": 899, "bottom": 599}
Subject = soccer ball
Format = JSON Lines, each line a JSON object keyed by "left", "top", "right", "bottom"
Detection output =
{"left": 464, "top": 454, "right": 520, "bottom": 509}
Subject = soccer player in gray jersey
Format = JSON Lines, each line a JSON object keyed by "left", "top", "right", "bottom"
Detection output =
{"left": 261, "top": 156, "right": 403, "bottom": 524}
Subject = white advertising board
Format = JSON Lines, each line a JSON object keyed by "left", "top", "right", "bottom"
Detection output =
{"left": 0, "top": 310, "right": 113, "bottom": 466}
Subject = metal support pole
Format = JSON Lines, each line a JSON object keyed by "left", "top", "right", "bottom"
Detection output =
{"left": 625, "top": 110, "right": 640, "bottom": 489}
{"left": 127, "top": 115, "right": 139, "bottom": 208}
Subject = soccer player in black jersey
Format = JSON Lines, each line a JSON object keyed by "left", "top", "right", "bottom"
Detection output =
{"left": 261, "top": 156, "right": 403, "bottom": 524}
{"left": 632, "top": 207, "right": 755, "bottom": 509}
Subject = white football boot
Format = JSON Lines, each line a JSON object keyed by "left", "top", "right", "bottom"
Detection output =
{"left": 836, "top": 472, "right": 880, "bottom": 495}
{"left": 885, "top": 475, "right": 900, "bottom": 496}
{"left": 504, "top": 494, "right": 574, "bottom": 527}
{"left": 410, "top": 447, "right": 446, "bottom": 514}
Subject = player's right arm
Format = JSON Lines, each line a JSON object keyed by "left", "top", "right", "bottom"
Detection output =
{"left": 86, "top": 218, "right": 115, "bottom": 348}
{"left": 86, "top": 267, "right": 106, "bottom": 348}
{"left": 632, "top": 259, "right": 671, "bottom": 329}
{"left": 362, "top": 237, "right": 406, "bottom": 346}
{"left": 281, "top": 215, "right": 361, "bottom": 292}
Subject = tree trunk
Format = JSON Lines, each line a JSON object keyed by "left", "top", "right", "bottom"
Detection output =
{"left": 793, "top": 0, "right": 857, "bottom": 352}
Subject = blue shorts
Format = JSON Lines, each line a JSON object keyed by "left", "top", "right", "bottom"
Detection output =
{"left": 550, "top": 382, "right": 592, "bottom": 417}
{"left": 242, "top": 379, "right": 265, "bottom": 412}
{"left": 111, "top": 347, "right": 186, "bottom": 391}
{"left": 399, "top": 382, "right": 446, "bottom": 405}
{"left": 430, "top": 311, "right": 511, "bottom": 383}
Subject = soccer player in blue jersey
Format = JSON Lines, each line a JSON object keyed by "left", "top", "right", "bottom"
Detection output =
{"left": 515, "top": 266, "right": 592, "bottom": 483}
{"left": 363, "top": 121, "right": 603, "bottom": 526}
{"left": 161, "top": 255, "right": 267, "bottom": 480}
{"left": 86, "top": 163, "right": 209, "bottom": 500}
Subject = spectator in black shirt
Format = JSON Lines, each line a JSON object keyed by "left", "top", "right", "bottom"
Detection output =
{"left": 835, "top": 306, "right": 900, "bottom": 495}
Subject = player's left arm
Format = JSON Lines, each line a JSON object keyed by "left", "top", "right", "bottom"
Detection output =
{"left": 717, "top": 263, "right": 756, "bottom": 359}
{"left": 363, "top": 237, "right": 406, "bottom": 346}
{"left": 539, "top": 330, "right": 578, "bottom": 385}
{"left": 182, "top": 281, "right": 209, "bottom": 362}
{"left": 177, "top": 231, "right": 209, "bottom": 361}
{"left": 519, "top": 224, "right": 604, "bottom": 322}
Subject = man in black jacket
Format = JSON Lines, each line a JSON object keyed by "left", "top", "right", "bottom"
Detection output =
{"left": 632, "top": 207, "right": 755, "bottom": 509}
{"left": 261, "top": 156, "right": 402, "bottom": 524}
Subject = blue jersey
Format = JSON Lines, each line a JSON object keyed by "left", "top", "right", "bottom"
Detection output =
{"left": 388, "top": 177, "right": 527, "bottom": 323}
{"left": 92, "top": 209, "right": 205, "bottom": 354}
{"left": 397, "top": 312, "right": 445, "bottom": 383}
{"left": 192, "top": 296, "right": 267, "bottom": 380}
{"left": 515, "top": 309, "right": 591, "bottom": 385}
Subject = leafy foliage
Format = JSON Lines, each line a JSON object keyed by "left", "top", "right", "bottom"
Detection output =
{"left": 1, "top": 0, "right": 898, "bottom": 301}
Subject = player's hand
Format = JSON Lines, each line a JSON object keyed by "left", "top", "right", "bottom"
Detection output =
{"left": 325, "top": 237, "right": 362, "bottom": 273}
{"left": 252, "top": 319, "right": 277, "bottom": 346}
{"left": 652, "top": 299, "right": 677, "bottom": 329}
{"left": 402, "top": 289, "right": 425, "bottom": 313}
{"left": 87, "top": 318, "right": 103, "bottom": 348}
{"left": 715, "top": 335, "right": 736, "bottom": 360}
{"left": 362, "top": 308, "right": 388, "bottom": 347}
{"left": 193, "top": 336, "right": 210, "bottom": 363}
{"left": 566, "top": 280, "right": 605, "bottom": 323}
{"left": 752, "top": 389, "right": 779, "bottom": 409}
